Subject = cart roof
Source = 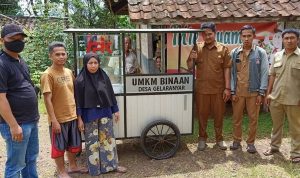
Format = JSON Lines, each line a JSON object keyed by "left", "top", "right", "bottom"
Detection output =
{"left": 64, "top": 28, "right": 203, "bottom": 34}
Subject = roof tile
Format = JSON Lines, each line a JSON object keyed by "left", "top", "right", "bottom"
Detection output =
{"left": 269, "top": 9, "right": 280, "bottom": 16}
{"left": 128, "top": 0, "right": 139, "bottom": 5}
{"left": 279, "top": 0, "right": 290, "bottom": 3}
{"left": 188, "top": 0, "right": 199, "bottom": 4}
{"left": 156, "top": 11, "right": 167, "bottom": 18}
{"left": 150, "top": 0, "right": 164, "bottom": 5}
{"left": 192, "top": 11, "right": 205, "bottom": 18}
{"left": 165, "top": 0, "right": 175, "bottom": 5}
{"left": 232, "top": 9, "right": 245, "bottom": 17}
{"left": 200, "top": 0, "right": 210, "bottom": 4}
{"left": 215, "top": 4, "right": 227, "bottom": 12}
{"left": 224, "top": 0, "right": 234, "bottom": 4}
{"left": 142, "top": 0, "right": 150, "bottom": 5}
{"left": 256, "top": 10, "right": 269, "bottom": 17}
{"left": 166, "top": 4, "right": 176, "bottom": 12}
{"left": 219, "top": 10, "right": 232, "bottom": 17}
{"left": 291, "top": 9, "right": 300, "bottom": 16}
{"left": 278, "top": 9, "right": 292, "bottom": 16}
{"left": 129, "top": 12, "right": 141, "bottom": 19}
{"left": 246, "top": 0, "right": 256, "bottom": 4}
{"left": 178, "top": 3, "right": 189, "bottom": 12}
{"left": 190, "top": 3, "right": 201, "bottom": 12}
{"left": 236, "top": 2, "right": 250, "bottom": 11}
{"left": 153, "top": 4, "right": 164, "bottom": 12}
{"left": 213, "top": 0, "right": 222, "bottom": 5}
{"left": 170, "top": 11, "right": 178, "bottom": 18}
{"left": 202, "top": 3, "right": 214, "bottom": 11}
{"left": 225, "top": 3, "right": 238, "bottom": 11}
{"left": 128, "top": 0, "right": 300, "bottom": 22}
{"left": 128, "top": 4, "right": 141, "bottom": 12}
{"left": 143, "top": 11, "right": 153, "bottom": 19}
{"left": 260, "top": 3, "right": 272, "bottom": 11}
{"left": 142, "top": 4, "right": 153, "bottom": 12}
{"left": 284, "top": 2, "right": 297, "bottom": 11}
{"left": 245, "top": 8, "right": 257, "bottom": 17}
{"left": 205, "top": 11, "right": 218, "bottom": 18}
{"left": 177, "top": 0, "right": 187, "bottom": 5}
{"left": 179, "top": 11, "right": 192, "bottom": 18}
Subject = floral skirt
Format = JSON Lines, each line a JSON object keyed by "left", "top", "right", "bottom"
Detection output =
{"left": 84, "top": 117, "right": 118, "bottom": 176}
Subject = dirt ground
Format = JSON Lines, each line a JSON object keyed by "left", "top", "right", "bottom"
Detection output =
{"left": 1, "top": 114, "right": 300, "bottom": 178}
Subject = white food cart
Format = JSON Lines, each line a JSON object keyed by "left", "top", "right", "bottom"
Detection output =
{"left": 64, "top": 28, "right": 202, "bottom": 159}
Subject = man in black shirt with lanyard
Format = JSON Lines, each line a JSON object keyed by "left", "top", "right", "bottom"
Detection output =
{"left": 0, "top": 24, "right": 39, "bottom": 178}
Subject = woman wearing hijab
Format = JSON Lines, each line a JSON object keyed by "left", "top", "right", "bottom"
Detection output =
{"left": 75, "top": 52, "right": 126, "bottom": 176}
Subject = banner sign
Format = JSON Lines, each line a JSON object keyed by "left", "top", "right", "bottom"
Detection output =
{"left": 167, "top": 22, "right": 283, "bottom": 72}
{"left": 126, "top": 75, "right": 193, "bottom": 93}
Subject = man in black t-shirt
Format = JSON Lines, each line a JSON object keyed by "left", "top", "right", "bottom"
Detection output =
{"left": 0, "top": 24, "right": 39, "bottom": 178}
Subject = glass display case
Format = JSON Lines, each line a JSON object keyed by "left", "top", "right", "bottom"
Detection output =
{"left": 75, "top": 34, "right": 124, "bottom": 94}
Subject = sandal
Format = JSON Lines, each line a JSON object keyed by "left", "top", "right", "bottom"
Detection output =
{"left": 116, "top": 166, "right": 127, "bottom": 173}
{"left": 263, "top": 148, "right": 279, "bottom": 156}
{"left": 291, "top": 157, "right": 300, "bottom": 164}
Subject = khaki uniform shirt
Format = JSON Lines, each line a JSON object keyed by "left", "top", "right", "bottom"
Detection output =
{"left": 269, "top": 47, "right": 300, "bottom": 105}
{"left": 236, "top": 47, "right": 258, "bottom": 97}
{"left": 41, "top": 67, "right": 77, "bottom": 124}
{"left": 194, "top": 41, "right": 231, "bottom": 94}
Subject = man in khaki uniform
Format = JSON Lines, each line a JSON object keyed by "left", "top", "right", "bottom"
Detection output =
{"left": 264, "top": 29, "right": 300, "bottom": 164}
{"left": 187, "top": 22, "right": 231, "bottom": 151}
{"left": 230, "top": 25, "right": 269, "bottom": 153}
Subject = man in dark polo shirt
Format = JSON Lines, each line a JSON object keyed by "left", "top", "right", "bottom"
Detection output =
{"left": 0, "top": 24, "right": 39, "bottom": 178}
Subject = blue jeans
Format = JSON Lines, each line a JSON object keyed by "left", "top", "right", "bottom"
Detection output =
{"left": 0, "top": 122, "right": 39, "bottom": 178}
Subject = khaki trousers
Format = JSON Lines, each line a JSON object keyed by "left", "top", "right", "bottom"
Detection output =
{"left": 269, "top": 100, "right": 300, "bottom": 158}
{"left": 196, "top": 93, "right": 225, "bottom": 142}
{"left": 232, "top": 96, "right": 260, "bottom": 144}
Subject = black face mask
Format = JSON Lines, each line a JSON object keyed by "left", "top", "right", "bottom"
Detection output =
{"left": 4, "top": 40, "right": 25, "bottom": 53}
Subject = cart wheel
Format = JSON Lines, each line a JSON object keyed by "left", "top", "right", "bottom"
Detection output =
{"left": 141, "top": 120, "right": 180, "bottom": 160}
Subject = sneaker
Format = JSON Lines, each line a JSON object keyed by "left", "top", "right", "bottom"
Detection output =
{"left": 197, "top": 140, "right": 207, "bottom": 151}
{"left": 230, "top": 141, "right": 241, "bottom": 150}
{"left": 216, "top": 141, "right": 227, "bottom": 150}
{"left": 246, "top": 144, "right": 257, "bottom": 154}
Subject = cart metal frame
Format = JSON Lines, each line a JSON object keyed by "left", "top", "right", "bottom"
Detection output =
{"left": 64, "top": 28, "right": 202, "bottom": 159}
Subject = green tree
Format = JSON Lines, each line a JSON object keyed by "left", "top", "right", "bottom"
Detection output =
{"left": 68, "top": 0, "right": 117, "bottom": 28}
{"left": 2, "top": 0, "right": 133, "bottom": 86}
{"left": 0, "top": 0, "right": 21, "bottom": 15}
{"left": 22, "top": 19, "right": 73, "bottom": 86}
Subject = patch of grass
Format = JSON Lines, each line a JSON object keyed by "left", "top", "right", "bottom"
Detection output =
{"left": 183, "top": 111, "right": 289, "bottom": 143}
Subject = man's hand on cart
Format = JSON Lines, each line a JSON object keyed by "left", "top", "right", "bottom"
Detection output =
{"left": 187, "top": 48, "right": 197, "bottom": 71}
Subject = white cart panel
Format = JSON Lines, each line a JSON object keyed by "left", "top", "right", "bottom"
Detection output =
{"left": 126, "top": 94, "right": 193, "bottom": 137}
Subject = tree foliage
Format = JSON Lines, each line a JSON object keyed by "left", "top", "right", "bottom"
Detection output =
{"left": 1, "top": 0, "right": 134, "bottom": 85}
{"left": 0, "top": 0, "right": 21, "bottom": 15}
{"left": 22, "top": 19, "right": 73, "bottom": 86}
{"left": 68, "top": 0, "right": 133, "bottom": 28}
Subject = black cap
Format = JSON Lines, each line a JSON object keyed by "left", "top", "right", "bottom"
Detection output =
{"left": 1, "top": 24, "right": 27, "bottom": 38}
